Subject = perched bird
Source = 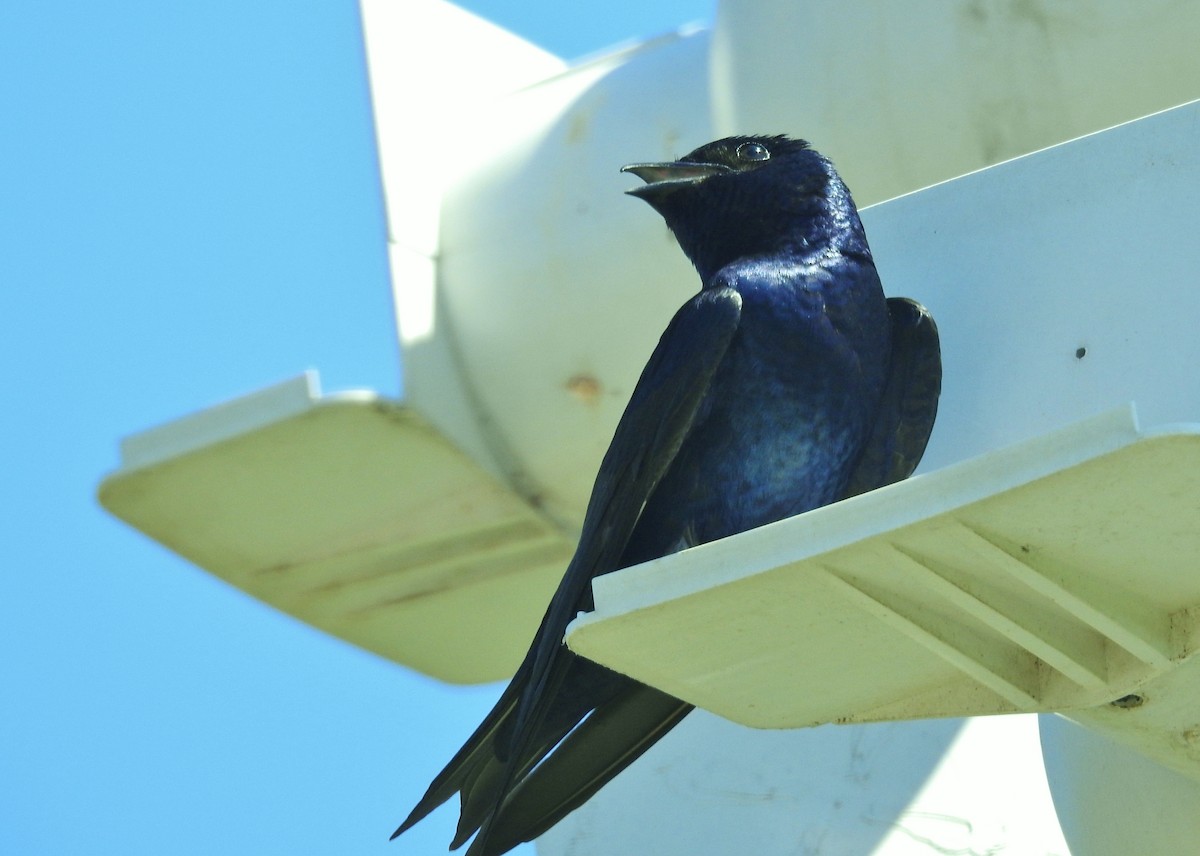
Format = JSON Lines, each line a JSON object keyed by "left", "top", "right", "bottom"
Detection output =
{"left": 393, "top": 135, "right": 941, "bottom": 856}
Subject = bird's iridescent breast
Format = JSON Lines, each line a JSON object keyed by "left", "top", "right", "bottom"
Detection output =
{"left": 622, "top": 255, "right": 890, "bottom": 563}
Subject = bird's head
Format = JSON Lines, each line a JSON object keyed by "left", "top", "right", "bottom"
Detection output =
{"left": 622, "top": 135, "right": 865, "bottom": 282}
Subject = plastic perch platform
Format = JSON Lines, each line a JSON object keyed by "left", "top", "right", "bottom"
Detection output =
{"left": 97, "top": 372, "right": 574, "bottom": 684}
{"left": 566, "top": 405, "right": 1200, "bottom": 782}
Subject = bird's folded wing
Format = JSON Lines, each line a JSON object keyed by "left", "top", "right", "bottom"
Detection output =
{"left": 842, "top": 296, "right": 941, "bottom": 497}
{"left": 396, "top": 287, "right": 743, "bottom": 853}
{"left": 484, "top": 287, "right": 744, "bottom": 839}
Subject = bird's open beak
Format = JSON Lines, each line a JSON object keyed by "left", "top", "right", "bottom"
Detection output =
{"left": 621, "top": 161, "right": 730, "bottom": 200}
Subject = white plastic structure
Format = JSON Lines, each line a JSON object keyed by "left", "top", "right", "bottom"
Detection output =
{"left": 97, "top": 1, "right": 1200, "bottom": 853}
{"left": 98, "top": 0, "right": 1200, "bottom": 682}
{"left": 373, "top": 0, "right": 1200, "bottom": 532}
{"left": 568, "top": 408, "right": 1199, "bottom": 734}
{"left": 97, "top": 372, "right": 573, "bottom": 683}
{"left": 562, "top": 404, "right": 1200, "bottom": 852}
{"left": 549, "top": 99, "right": 1200, "bottom": 856}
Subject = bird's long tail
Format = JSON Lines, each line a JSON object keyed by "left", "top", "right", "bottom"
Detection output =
{"left": 467, "top": 680, "right": 691, "bottom": 856}
{"left": 394, "top": 651, "right": 691, "bottom": 856}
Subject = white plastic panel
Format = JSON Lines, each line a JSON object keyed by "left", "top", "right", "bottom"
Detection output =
{"left": 98, "top": 374, "right": 573, "bottom": 684}
{"left": 712, "top": 0, "right": 1200, "bottom": 204}
{"left": 538, "top": 711, "right": 1070, "bottom": 856}
{"left": 568, "top": 409, "right": 1200, "bottom": 735}
{"left": 1041, "top": 714, "right": 1200, "bottom": 856}
{"left": 380, "top": 0, "right": 1200, "bottom": 532}
{"left": 541, "top": 102, "right": 1200, "bottom": 856}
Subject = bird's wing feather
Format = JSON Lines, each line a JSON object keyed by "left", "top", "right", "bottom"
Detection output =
{"left": 473, "top": 286, "right": 742, "bottom": 849}
{"left": 449, "top": 660, "right": 626, "bottom": 848}
{"left": 517, "top": 286, "right": 743, "bottom": 706}
{"left": 470, "top": 685, "right": 692, "bottom": 856}
{"left": 397, "top": 286, "right": 743, "bottom": 850}
{"left": 391, "top": 675, "right": 525, "bottom": 838}
{"left": 841, "top": 297, "right": 941, "bottom": 498}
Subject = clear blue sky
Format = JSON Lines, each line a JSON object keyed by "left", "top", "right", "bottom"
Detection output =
{"left": 0, "top": 2, "right": 710, "bottom": 854}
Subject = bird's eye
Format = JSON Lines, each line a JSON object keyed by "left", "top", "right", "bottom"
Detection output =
{"left": 737, "top": 141, "right": 770, "bottom": 163}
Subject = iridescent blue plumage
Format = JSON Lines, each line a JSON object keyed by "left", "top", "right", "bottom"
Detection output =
{"left": 394, "top": 135, "right": 941, "bottom": 855}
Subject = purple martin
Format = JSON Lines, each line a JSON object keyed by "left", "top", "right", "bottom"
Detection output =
{"left": 393, "top": 135, "right": 941, "bottom": 855}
